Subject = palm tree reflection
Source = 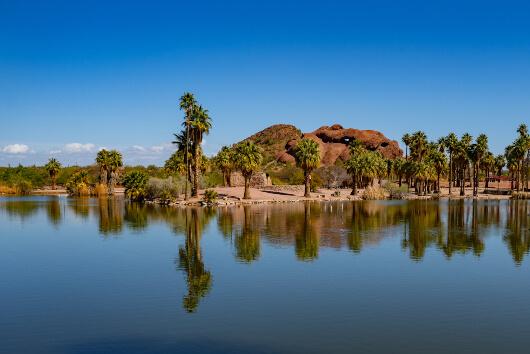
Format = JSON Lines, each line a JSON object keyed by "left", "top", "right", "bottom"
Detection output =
{"left": 504, "top": 201, "right": 530, "bottom": 265}
{"left": 177, "top": 208, "right": 214, "bottom": 313}
{"left": 295, "top": 202, "right": 320, "bottom": 261}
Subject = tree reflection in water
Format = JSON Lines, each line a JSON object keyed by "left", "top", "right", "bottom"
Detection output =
{"left": 504, "top": 200, "right": 530, "bottom": 265}
{"left": 98, "top": 197, "right": 123, "bottom": 235}
{"left": 177, "top": 208, "right": 214, "bottom": 313}
{"left": 295, "top": 202, "right": 320, "bottom": 261}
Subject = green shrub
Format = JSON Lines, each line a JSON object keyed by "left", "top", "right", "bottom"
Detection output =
{"left": 146, "top": 177, "right": 182, "bottom": 201}
{"left": 123, "top": 171, "right": 149, "bottom": 201}
{"left": 203, "top": 189, "right": 218, "bottom": 204}
{"left": 383, "top": 182, "right": 408, "bottom": 200}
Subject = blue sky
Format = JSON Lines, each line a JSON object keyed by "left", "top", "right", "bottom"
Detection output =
{"left": 1, "top": 0, "right": 529, "bottom": 166}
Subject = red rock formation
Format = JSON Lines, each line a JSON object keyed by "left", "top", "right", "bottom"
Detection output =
{"left": 279, "top": 125, "right": 402, "bottom": 165}
{"left": 240, "top": 123, "right": 403, "bottom": 166}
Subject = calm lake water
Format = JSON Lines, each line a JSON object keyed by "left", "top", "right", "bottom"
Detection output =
{"left": 1, "top": 196, "right": 529, "bottom": 354}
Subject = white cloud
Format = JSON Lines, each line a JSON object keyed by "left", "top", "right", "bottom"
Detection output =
{"left": 2, "top": 144, "right": 30, "bottom": 154}
{"left": 132, "top": 145, "right": 146, "bottom": 151}
{"left": 150, "top": 145, "right": 165, "bottom": 153}
{"left": 64, "top": 143, "right": 95, "bottom": 153}
{"left": 49, "top": 150, "right": 62, "bottom": 154}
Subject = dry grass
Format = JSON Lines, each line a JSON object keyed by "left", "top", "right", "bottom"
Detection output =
{"left": 93, "top": 183, "right": 108, "bottom": 197}
{"left": 0, "top": 184, "right": 17, "bottom": 194}
{"left": 511, "top": 191, "right": 530, "bottom": 200}
{"left": 361, "top": 186, "right": 387, "bottom": 200}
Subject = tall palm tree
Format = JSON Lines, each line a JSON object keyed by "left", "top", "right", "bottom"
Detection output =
{"left": 179, "top": 92, "right": 197, "bottom": 200}
{"left": 215, "top": 146, "right": 234, "bottom": 187}
{"left": 294, "top": 138, "right": 320, "bottom": 197}
{"left": 44, "top": 158, "right": 61, "bottom": 190}
{"left": 189, "top": 105, "right": 212, "bottom": 197}
{"left": 345, "top": 140, "right": 365, "bottom": 194}
{"left": 96, "top": 149, "right": 110, "bottom": 186}
{"left": 428, "top": 149, "right": 446, "bottom": 193}
{"left": 402, "top": 133, "right": 411, "bottom": 160}
{"left": 482, "top": 151, "right": 495, "bottom": 188}
{"left": 233, "top": 141, "right": 263, "bottom": 199}
{"left": 107, "top": 150, "right": 123, "bottom": 195}
{"left": 444, "top": 133, "right": 458, "bottom": 195}
{"left": 516, "top": 124, "right": 529, "bottom": 190}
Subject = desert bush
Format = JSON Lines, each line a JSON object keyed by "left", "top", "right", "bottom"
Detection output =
{"left": 201, "top": 171, "right": 224, "bottom": 189}
{"left": 146, "top": 177, "right": 182, "bottom": 201}
{"left": 268, "top": 165, "right": 305, "bottom": 185}
{"left": 383, "top": 182, "right": 408, "bottom": 200}
{"left": 203, "top": 189, "right": 218, "bottom": 204}
{"left": 331, "top": 190, "right": 341, "bottom": 197}
{"left": 0, "top": 184, "right": 16, "bottom": 194}
{"left": 361, "top": 186, "right": 387, "bottom": 200}
{"left": 123, "top": 171, "right": 149, "bottom": 201}
{"left": 93, "top": 183, "right": 108, "bottom": 197}
{"left": 66, "top": 170, "right": 92, "bottom": 196}
{"left": 14, "top": 180, "right": 33, "bottom": 195}
{"left": 315, "top": 165, "right": 349, "bottom": 189}
{"left": 511, "top": 192, "right": 530, "bottom": 200}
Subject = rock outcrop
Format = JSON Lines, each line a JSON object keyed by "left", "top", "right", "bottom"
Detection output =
{"left": 240, "top": 123, "right": 403, "bottom": 166}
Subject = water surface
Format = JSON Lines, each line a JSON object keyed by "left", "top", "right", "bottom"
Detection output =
{"left": 1, "top": 196, "right": 529, "bottom": 353}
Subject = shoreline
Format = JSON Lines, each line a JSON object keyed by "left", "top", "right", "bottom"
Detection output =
{"left": 2, "top": 186, "right": 524, "bottom": 204}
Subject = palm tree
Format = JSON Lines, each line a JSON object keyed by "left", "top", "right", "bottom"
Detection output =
{"left": 494, "top": 154, "right": 505, "bottom": 188}
{"left": 107, "top": 150, "right": 123, "bottom": 195}
{"left": 345, "top": 140, "right": 365, "bottom": 194}
{"left": 96, "top": 149, "right": 110, "bottom": 186}
{"left": 516, "top": 124, "right": 529, "bottom": 190}
{"left": 294, "top": 138, "right": 320, "bottom": 197}
{"left": 409, "top": 131, "right": 428, "bottom": 162}
{"left": 233, "top": 141, "right": 263, "bottom": 199}
{"left": 428, "top": 150, "right": 446, "bottom": 193}
{"left": 402, "top": 133, "right": 411, "bottom": 160}
{"left": 215, "top": 146, "right": 234, "bottom": 187}
{"left": 442, "top": 133, "right": 458, "bottom": 194}
{"left": 392, "top": 157, "right": 406, "bottom": 187}
{"left": 165, "top": 150, "right": 186, "bottom": 176}
{"left": 44, "top": 158, "right": 61, "bottom": 190}
{"left": 482, "top": 151, "right": 495, "bottom": 188}
{"left": 189, "top": 105, "right": 212, "bottom": 197}
{"left": 179, "top": 92, "right": 197, "bottom": 200}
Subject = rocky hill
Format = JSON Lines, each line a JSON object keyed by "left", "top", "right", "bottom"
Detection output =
{"left": 240, "top": 123, "right": 402, "bottom": 165}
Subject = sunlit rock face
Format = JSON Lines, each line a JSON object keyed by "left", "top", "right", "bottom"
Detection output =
{"left": 242, "top": 123, "right": 403, "bottom": 166}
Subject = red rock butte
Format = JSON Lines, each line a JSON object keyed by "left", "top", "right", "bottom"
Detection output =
{"left": 242, "top": 123, "right": 403, "bottom": 166}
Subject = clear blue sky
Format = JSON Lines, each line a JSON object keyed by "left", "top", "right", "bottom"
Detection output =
{"left": 1, "top": 0, "right": 529, "bottom": 166}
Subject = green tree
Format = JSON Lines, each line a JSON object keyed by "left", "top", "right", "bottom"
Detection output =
{"left": 233, "top": 141, "right": 263, "bottom": 199}
{"left": 294, "top": 138, "right": 320, "bottom": 197}
{"left": 44, "top": 158, "right": 61, "bottom": 190}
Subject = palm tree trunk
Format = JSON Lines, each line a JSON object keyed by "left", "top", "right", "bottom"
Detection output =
{"left": 184, "top": 120, "right": 190, "bottom": 201}
{"left": 437, "top": 173, "right": 440, "bottom": 193}
{"left": 243, "top": 177, "right": 250, "bottom": 199}
{"left": 52, "top": 175, "right": 56, "bottom": 190}
{"left": 304, "top": 171, "right": 311, "bottom": 198}
{"left": 192, "top": 149, "right": 200, "bottom": 197}
{"left": 448, "top": 154, "right": 452, "bottom": 194}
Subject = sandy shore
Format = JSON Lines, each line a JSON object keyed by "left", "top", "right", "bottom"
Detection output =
{"left": 159, "top": 185, "right": 514, "bottom": 206}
